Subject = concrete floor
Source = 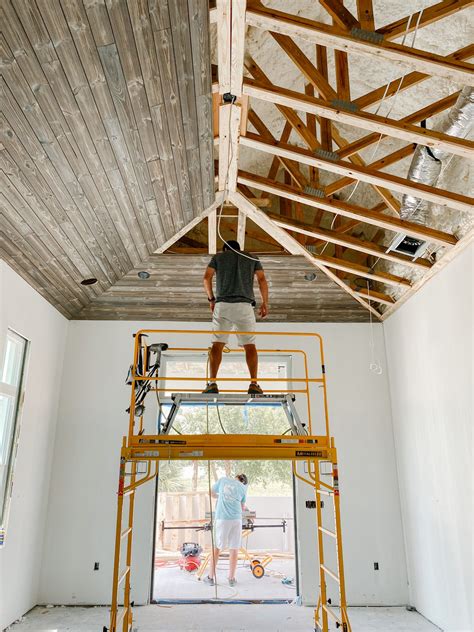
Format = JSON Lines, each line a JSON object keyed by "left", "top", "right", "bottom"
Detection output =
{"left": 8, "top": 605, "right": 442, "bottom": 632}
{"left": 153, "top": 557, "right": 296, "bottom": 601}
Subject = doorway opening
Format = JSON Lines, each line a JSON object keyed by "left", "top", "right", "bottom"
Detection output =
{"left": 151, "top": 353, "right": 298, "bottom": 604}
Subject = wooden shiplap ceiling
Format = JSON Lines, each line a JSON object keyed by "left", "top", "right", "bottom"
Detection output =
{"left": 0, "top": 0, "right": 214, "bottom": 318}
{"left": 76, "top": 254, "right": 370, "bottom": 321}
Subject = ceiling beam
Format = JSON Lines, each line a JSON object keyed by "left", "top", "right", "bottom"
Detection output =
{"left": 355, "top": 287, "right": 395, "bottom": 306}
{"left": 246, "top": 4, "right": 474, "bottom": 85}
{"left": 155, "top": 193, "right": 224, "bottom": 254}
{"left": 240, "top": 133, "right": 474, "bottom": 214}
{"left": 353, "top": 44, "right": 474, "bottom": 110}
{"left": 377, "top": 0, "right": 474, "bottom": 41}
{"left": 237, "top": 170, "right": 458, "bottom": 247}
{"left": 268, "top": 213, "right": 432, "bottom": 270}
{"left": 230, "top": 189, "right": 382, "bottom": 318}
{"left": 243, "top": 79, "right": 474, "bottom": 159}
{"left": 356, "top": 0, "right": 375, "bottom": 31}
{"left": 338, "top": 92, "right": 461, "bottom": 159}
{"left": 318, "top": 0, "right": 360, "bottom": 30}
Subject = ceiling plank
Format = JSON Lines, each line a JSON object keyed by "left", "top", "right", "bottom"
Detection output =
{"left": 237, "top": 170, "right": 458, "bottom": 247}
{"left": 246, "top": 4, "right": 474, "bottom": 85}
{"left": 240, "top": 133, "right": 474, "bottom": 213}
{"left": 231, "top": 189, "right": 382, "bottom": 318}
{"left": 377, "top": 0, "right": 474, "bottom": 41}
{"left": 208, "top": 208, "right": 217, "bottom": 254}
{"left": 243, "top": 79, "right": 474, "bottom": 159}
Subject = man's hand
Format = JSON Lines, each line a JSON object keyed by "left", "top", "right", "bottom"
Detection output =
{"left": 209, "top": 299, "right": 216, "bottom": 313}
{"left": 259, "top": 302, "right": 268, "bottom": 318}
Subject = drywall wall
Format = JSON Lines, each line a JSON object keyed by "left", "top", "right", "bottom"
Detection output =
{"left": 384, "top": 243, "right": 473, "bottom": 632}
{"left": 0, "top": 262, "right": 68, "bottom": 630}
{"left": 40, "top": 320, "right": 407, "bottom": 608}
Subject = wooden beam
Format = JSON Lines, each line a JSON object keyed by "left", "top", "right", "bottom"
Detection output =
{"left": 243, "top": 79, "right": 474, "bottom": 159}
{"left": 355, "top": 287, "right": 395, "bottom": 306}
{"left": 377, "top": 0, "right": 474, "bottom": 41}
{"left": 230, "top": 0, "right": 246, "bottom": 97}
{"left": 240, "top": 133, "right": 474, "bottom": 213}
{"left": 356, "top": 0, "right": 375, "bottom": 31}
{"left": 216, "top": 0, "right": 231, "bottom": 93}
{"left": 316, "top": 45, "right": 332, "bottom": 151}
{"left": 326, "top": 144, "right": 416, "bottom": 196}
{"left": 218, "top": 103, "right": 241, "bottom": 191}
{"left": 318, "top": 0, "right": 360, "bottom": 30}
{"left": 268, "top": 213, "right": 432, "bottom": 270}
{"left": 267, "top": 34, "right": 337, "bottom": 100}
{"left": 208, "top": 208, "right": 217, "bottom": 254}
{"left": 309, "top": 253, "right": 412, "bottom": 287}
{"left": 237, "top": 170, "right": 458, "bottom": 247}
{"left": 245, "top": 5, "right": 474, "bottom": 85}
{"left": 230, "top": 189, "right": 382, "bottom": 318}
{"left": 353, "top": 44, "right": 474, "bottom": 110}
{"left": 338, "top": 92, "right": 461, "bottom": 159}
{"left": 155, "top": 194, "right": 224, "bottom": 253}
{"left": 237, "top": 209, "right": 246, "bottom": 247}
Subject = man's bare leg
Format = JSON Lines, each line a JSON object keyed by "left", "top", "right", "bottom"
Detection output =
{"left": 208, "top": 546, "right": 220, "bottom": 580}
{"left": 209, "top": 342, "right": 225, "bottom": 380}
{"left": 228, "top": 548, "right": 239, "bottom": 581}
{"left": 244, "top": 344, "right": 258, "bottom": 382}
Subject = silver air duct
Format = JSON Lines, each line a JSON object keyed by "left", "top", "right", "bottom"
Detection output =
{"left": 400, "top": 87, "right": 474, "bottom": 225}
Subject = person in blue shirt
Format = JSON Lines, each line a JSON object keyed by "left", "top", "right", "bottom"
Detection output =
{"left": 204, "top": 473, "right": 248, "bottom": 587}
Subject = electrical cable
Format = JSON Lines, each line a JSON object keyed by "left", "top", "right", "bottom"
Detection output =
{"left": 366, "top": 281, "right": 383, "bottom": 375}
{"left": 344, "top": 8, "right": 425, "bottom": 205}
{"left": 216, "top": 403, "right": 228, "bottom": 434}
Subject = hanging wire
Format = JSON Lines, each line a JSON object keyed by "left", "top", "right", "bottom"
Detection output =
{"left": 344, "top": 8, "right": 425, "bottom": 205}
{"left": 366, "top": 281, "right": 383, "bottom": 375}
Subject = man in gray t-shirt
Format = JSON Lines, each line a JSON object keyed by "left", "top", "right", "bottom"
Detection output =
{"left": 203, "top": 240, "right": 269, "bottom": 394}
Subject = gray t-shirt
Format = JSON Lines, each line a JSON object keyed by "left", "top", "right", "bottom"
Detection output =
{"left": 208, "top": 251, "right": 263, "bottom": 305}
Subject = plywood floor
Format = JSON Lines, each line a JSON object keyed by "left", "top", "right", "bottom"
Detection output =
{"left": 10, "top": 605, "right": 441, "bottom": 631}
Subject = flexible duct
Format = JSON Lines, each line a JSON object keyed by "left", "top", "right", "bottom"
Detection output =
{"left": 400, "top": 87, "right": 474, "bottom": 225}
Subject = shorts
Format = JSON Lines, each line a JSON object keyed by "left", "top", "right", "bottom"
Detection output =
{"left": 215, "top": 518, "right": 242, "bottom": 550}
{"left": 212, "top": 302, "right": 256, "bottom": 346}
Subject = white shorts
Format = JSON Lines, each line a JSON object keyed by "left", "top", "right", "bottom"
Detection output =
{"left": 215, "top": 519, "right": 242, "bottom": 550}
{"left": 212, "top": 302, "right": 256, "bottom": 346}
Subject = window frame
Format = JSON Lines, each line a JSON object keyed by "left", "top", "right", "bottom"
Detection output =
{"left": 0, "top": 329, "right": 29, "bottom": 543}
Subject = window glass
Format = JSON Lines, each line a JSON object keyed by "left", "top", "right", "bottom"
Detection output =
{"left": 0, "top": 331, "right": 28, "bottom": 531}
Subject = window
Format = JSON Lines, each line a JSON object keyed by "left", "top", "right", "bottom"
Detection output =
{"left": 0, "top": 330, "right": 28, "bottom": 538}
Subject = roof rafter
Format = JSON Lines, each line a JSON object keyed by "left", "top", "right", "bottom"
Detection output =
{"left": 246, "top": 4, "right": 474, "bottom": 85}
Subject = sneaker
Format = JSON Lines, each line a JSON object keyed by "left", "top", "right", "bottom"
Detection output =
{"left": 203, "top": 575, "right": 215, "bottom": 586}
{"left": 248, "top": 382, "right": 263, "bottom": 395}
{"left": 228, "top": 577, "right": 237, "bottom": 587}
{"left": 202, "top": 382, "right": 219, "bottom": 394}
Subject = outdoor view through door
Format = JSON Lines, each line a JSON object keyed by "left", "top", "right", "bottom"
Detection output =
{"left": 152, "top": 353, "right": 298, "bottom": 603}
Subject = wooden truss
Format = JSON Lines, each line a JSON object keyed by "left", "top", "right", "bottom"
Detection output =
{"left": 164, "top": 0, "right": 474, "bottom": 320}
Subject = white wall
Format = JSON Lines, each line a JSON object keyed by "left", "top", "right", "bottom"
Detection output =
{"left": 0, "top": 263, "right": 68, "bottom": 629}
{"left": 40, "top": 320, "right": 407, "bottom": 608}
{"left": 384, "top": 243, "right": 473, "bottom": 632}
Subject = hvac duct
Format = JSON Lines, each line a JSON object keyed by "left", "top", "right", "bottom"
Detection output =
{"left": 400, "top": 87, "right": 474, "bottom": 226}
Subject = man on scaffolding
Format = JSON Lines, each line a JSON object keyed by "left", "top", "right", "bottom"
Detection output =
{"left": 204, "top": 473, "right": 249, "bottom": 587}
{"left": 203, "top": 240, "right": 269, "bottom": 395}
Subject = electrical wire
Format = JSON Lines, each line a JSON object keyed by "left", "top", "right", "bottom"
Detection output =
{"left": 366, "top": 281, "right": 383, "bottom": 375}
{"left": 345, "top": 8, "right": 425, "bottom": 205}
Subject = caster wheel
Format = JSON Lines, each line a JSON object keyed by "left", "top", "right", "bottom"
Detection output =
{"left": 252, "top": 563, "right": 265, "bottom": 578}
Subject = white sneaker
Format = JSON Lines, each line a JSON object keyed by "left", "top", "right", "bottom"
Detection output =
{"left": 203, "top": 576, "right": 215, "bottom": 586}
{"left": 228, "top": 577, "right": 237, "bottom": 587}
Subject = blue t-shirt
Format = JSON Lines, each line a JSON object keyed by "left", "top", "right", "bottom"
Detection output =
{"left": 212, "top": 477, "right": 247, "bottom": 520}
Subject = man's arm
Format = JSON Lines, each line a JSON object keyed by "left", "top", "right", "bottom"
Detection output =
{"left": 255, "top": 269, "right": 269, "bottom": 318}
{"left": 203, "top": 266, "right": 216, "bottom": 312}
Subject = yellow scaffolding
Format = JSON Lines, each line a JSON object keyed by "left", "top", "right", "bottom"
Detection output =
{"left": 107, "top": 329, "right": 352, "bottom": 632}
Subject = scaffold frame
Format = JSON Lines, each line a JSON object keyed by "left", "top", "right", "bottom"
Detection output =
{"left": 107, "top": 330, "right": 352, "bottom": 632}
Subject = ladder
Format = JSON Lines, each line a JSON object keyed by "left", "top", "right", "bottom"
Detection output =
{"left": 106, "top": 329, "right": 352, "bottom": 632}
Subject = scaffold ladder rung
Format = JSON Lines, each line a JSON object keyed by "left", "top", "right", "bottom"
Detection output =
{"left": 319, "top": 526, "right": 336, "bottom": 538}
{"left": 321, "top": 564, "right": 340, "bottom": 583}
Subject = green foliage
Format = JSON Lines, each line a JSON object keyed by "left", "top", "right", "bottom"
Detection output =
{"left": 158, "top": 405, "right": 293, "bottom": 494}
